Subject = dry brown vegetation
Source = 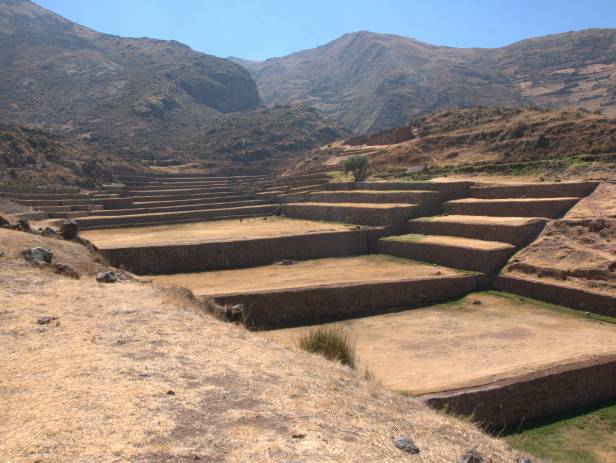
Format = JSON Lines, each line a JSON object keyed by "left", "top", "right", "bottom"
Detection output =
{"left": 0, "top": 227, "right": 528, "bottom": 462}
{"left": 290, "top": 107, "right": 616, "bottom": 179}
{"left": 504, "top": 183, "right": 616, "bottom": 296}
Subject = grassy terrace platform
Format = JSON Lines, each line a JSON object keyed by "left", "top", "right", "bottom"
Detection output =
{"left": 82, "top": 217, "right": 379, "bottom": 274}
{"left": 152, "top": 255, "right": 481, "bottom": 328}
{"left": 265, "top": 292, "right": 616, "bottom": 428}
{"left": 82, "top": 216, "right": 353, "bottom": 248}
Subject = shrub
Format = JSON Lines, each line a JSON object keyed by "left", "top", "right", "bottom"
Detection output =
{"left": 298, "top": 326, "right": 357, "bottom": 369}
{"left": 342, "top": 155, "right": 369, "bottom": 182}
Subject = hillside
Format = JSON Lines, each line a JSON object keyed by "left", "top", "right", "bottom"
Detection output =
{"left": 0, "top": 226, "right": 528, "bottom": 462}
{"left": 186, "top": 105, "right": 349, "bottom": 172}
{"left": 237, "top": 29, "right": 616, "bottom": 134}
{"left": 289, "top": 107, "right": 616, "bottom": 178}
{"left": 0, "top": 122, "right": 132, "bottom": 187}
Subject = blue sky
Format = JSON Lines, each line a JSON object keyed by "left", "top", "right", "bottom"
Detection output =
{"left": 35, "top": 0, "right": 616, "bottom": 60}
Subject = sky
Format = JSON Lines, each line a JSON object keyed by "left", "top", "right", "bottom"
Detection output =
{"left": 35, "top": 0, "right": 616, "bottom": 61}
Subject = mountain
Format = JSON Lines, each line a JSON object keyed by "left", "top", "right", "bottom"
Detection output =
{"left": 236, "top": 30, "right": 616, "bottom": 134}
{"left": 0, "top": 0, "right": 258, "bottom": 159}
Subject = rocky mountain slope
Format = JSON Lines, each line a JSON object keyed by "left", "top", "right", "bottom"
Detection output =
{"left": 0, "top": 0, "right": 346, "bottom": 169}
{"left": 0, "top": 122, "right": 132, "bottom": 187}
{"left": 289, "top": 107, "right": 616, "bottom": 177}
{"left": 237, "top": 29, "right": 616, "bottom": 134}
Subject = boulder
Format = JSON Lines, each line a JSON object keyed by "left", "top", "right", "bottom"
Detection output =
{"left": 0, "top": 215, "right": 9, "bottom": 228}
{"left": 17, "top": 218, "right": 31, "bottom": 232}
{"left": 96, "top": 271, "right": 118, "bottom": 283}
{"left": 458, "top": 448, "right": 486, "bottom": 463}
{"left": 41, "top": 227, "right": 59, "bottom": 238}
{"left": 59, "top": 220, "right": 79, "bottom": 240}
{"left": 37, "top": 316, "right": 58, "bottom": 325}
{"left": 22, "top": 247, "right": 53, "bottom": 265}
{"left": 393, "top": 436, "right": 420, "bottom": 454}
{"left": 51, "top": 263, "right": 80, "bottom": 279}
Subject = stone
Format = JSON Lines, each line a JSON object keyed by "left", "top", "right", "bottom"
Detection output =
{"left": 275, "top": 259, "right": 296, "bottom": 266}
{"left": 41, "top": 227, "right": 59, "bottom": 238}
{"left": 458, "top": 448, "right": 485, "bottom": 463}
{"left": 472, "top": 300, "right": 482, "bottom": 305}
{"left": 166, "top": 390, "right": 175, "bottom": 396}
{"left": 291, "top": 431, "right": 306, "bottom": 439}
{"left": 225, "top": 304, "right": 245, "bottom": 323}
{"left": 37, "top": 316, "right": 58, "bottom": 325}
{"left": 22, "top": 247, "right": 53, "bottom": 265}
{"left": 17, "top": 218, "right": 31, "bottom": 232}
{"left": 96, "top": 271, "right": 118, "bottom": 283}
{"left": 59, "top": 220, "right": 79, "bottom": 240}
{"left": 517, "top": 459, "right": 533, "bottom": 463}
{"left": 393, "top": 436, "right": 420, "bottom": 454}
{"left": 51, "top": 263, "right": 80, "bottom": 279}
{"left": 0, "top": 215, "right": 9, "bottom": 228}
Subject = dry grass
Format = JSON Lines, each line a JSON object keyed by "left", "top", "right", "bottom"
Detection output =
{"left": 0, "top": 228, "right": 528, "bottom": 462}
{"left": 298, "top": 326, "right": 357, "bottom": 368}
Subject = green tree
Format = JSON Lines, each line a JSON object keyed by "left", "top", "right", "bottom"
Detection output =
{"left": 342, "top": 155, "right": 368, "bottom": 182}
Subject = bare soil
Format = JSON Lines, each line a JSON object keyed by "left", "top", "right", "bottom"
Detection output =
{"left": 294, "top": 202, "right": 417, "bottom": 208}
{"left": 504, "top": 219, "right": 616, "bottom": 296}
{"left": 566, "top": 183, "right": 616, "bottom": 219}
{"left": 151, "top": 255, "right": 462, "bottom": 296}
{"left": 391, "top": 234, "right": 514, "bottom": 251}
{"left": 265, "top": 293, "right": 616, "bottom": 395}
{"left": 81, "top": 216, "right": 356, "bottom": 249}
{"left": 423, "top": 215, "right": 540, "bottom": 226}
{"left": 0, "top": 228, "right": 525, "bottom": 462}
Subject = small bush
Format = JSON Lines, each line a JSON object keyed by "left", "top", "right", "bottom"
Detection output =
{"left": 342, "top": 155, "right": 369, "bottom": 182}
{"left": 298, "top": 326, "right": 357, "bottom": 369}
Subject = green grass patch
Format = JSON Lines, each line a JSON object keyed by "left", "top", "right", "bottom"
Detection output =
{"left": 382, "top": 233, "right": 427, "bottom": 243}
{"left": 298, "top": 326, "right": 357, "bottom": 368}
{"left": 505, "top": 401, "right": 616, "bottom": 463}
{"left": 485, "top": 290, "right": 616, "bottom": 325}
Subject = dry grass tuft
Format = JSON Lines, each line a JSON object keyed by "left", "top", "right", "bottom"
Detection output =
{"left": 298, "top": 326, "right": 357, "bottom": 368}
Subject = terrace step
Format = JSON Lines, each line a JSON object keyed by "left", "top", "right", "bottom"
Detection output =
{"left": 283, "top": 202, "right": 420, "bottom": 227}
{"left": 12, "top": 199, "right": 96, "bottom": 207}
{"left": 407, "top": 215, "right": 546, "bottom": 246}
{"left": 125, "top": 187, "right": 243, "bottom": 196}
{"left": 308, "top": 189, "right": 440, "bottom": 205}
{"left": 321, "top": 181, "right": 472, "bottom": 199}
{"left": 131, "top": 194, "right": 256, "bottom": 208}
{"left": 378, "top": 234, "right": 516, "bottom": 273}
{"left": 129, "top": 192, "right": 256, "bottom": 203}
{"left": 90, "top": 223, "right": 375, "bottom": 274}
{"left": 470, "top": 182, "right": 598, "bottom": 199}
{"left": 152, "top": 255, "right": 481, "bottom": 329}
{"left": 89, "top": 199, "right": 269, "bottom": 217}
{"left": 443, "top": 197, "right": 580, "bottom": 218}
{"left": 74, "top": 204, "right": 280, "bottom": 230}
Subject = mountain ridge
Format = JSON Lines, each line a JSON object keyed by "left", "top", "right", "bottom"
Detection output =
{"left": 235, "top": 29, "right": 616, "bottom": 134}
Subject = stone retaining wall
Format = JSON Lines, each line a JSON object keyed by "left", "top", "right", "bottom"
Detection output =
{"left": 407, "top": 219, "right": 547, "bottom": 247}
{"left": 99, "top": 229, "right": 373, "bottom": 274}
{"left": 421, "top": 353, "right": 616, "bottom": 431}
{"left": 212, "top": 274, "right": 480, "bottom": 330}
{"left": 494, "top": 275, "right": 616, "bottom": 316}
{"left": 283, "top": 203, "right": 420, "bottom": 228}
